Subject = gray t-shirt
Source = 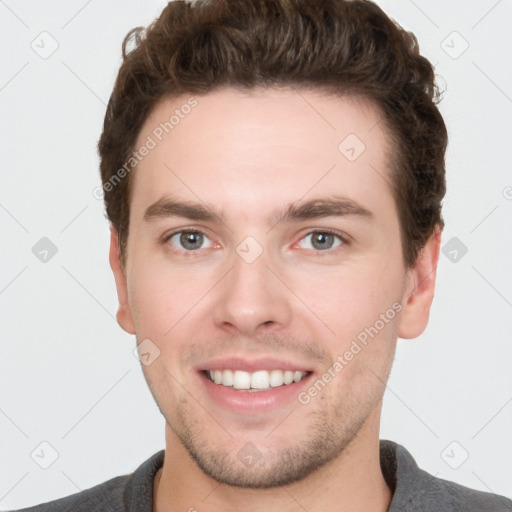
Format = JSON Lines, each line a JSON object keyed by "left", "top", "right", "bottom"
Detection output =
{"left": 9, "top": 440, "right": 512, "bottom": 511}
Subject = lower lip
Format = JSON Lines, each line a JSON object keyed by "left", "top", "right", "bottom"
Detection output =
{"left": 198, "top": 371, "right": 313, "bottom": 414}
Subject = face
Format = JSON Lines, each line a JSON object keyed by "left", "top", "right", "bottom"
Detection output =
{"left": 110, "top": 87, "right": 439, "bottom": 488}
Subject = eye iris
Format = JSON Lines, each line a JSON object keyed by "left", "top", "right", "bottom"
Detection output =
{"left": 180, "top": 232, "right": 203, "bottom": 250}
{"left": 312, "top": 233, "right": 334, "bottom": 250}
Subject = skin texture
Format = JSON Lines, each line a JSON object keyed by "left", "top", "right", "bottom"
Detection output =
{"left": 109, "top": 87, "right": 441, "bottom": 512}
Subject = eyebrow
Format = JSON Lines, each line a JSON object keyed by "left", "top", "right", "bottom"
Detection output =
{"left": 142, "top": 196, "right": 374, "bottom": 225}
{"left": 143, "top": 198, "right": 222, "bottom": 223}
{"left": 274, "top": 197, "right": 373, "bottom": 225}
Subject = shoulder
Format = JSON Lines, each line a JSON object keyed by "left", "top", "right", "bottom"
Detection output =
{"left": 10, "top": 474, "right": 129, "bottom": 512}
{"left": 6, "top": 450, "right": 165, "bottom": 512}
{"left": 380, "top": 440, "right": 512, "bottom": 512}
{"left": 419, "top": 468, "right": 512, "bottom": 511}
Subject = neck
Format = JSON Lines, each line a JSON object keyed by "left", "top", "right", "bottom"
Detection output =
{"left": 153, "top": 409, "right": 392, "bottom": 512}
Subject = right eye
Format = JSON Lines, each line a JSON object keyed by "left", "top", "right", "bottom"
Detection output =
{"left": 166, "top": 231, "right": 214, "bottom": 252}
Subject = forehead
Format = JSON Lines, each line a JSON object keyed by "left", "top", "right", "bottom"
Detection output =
{"left": 130, "top": 87, "right": 395, "bottom": 224}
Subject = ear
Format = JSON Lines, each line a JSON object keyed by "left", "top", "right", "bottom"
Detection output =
{"left": 398, "top": 227, "right": 442, "bottom": 339}
{"left": 109, "top": 226, "right": 136, "bottom": 335}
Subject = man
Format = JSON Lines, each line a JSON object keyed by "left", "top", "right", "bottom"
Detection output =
{"left": 14, "top": 0, "right": 512, "bottom": 510}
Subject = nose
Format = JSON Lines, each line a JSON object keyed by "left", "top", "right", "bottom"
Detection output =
{"left": 212, "top": 248, "right": 293, "bottom": 337}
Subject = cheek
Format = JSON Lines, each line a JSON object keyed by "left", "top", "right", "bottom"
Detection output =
{"left": 295, "top": 259, "right": 404, "bottom": 341}
{"left": 306, "top": 266, "right": 401, "bottom": 405}
{"left": 128, "top": 258, "right": 219, "bottom": 341}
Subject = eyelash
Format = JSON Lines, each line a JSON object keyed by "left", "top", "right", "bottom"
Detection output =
{"left": 162, "top": 228, "right": 349, "bottom": 255}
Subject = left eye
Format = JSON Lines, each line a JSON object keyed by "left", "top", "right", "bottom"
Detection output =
{"left": 168, "top": 231, "right": 213, "bottom": 251}
{"left": 298, "top": 231, "right": 344, "bottom": 251}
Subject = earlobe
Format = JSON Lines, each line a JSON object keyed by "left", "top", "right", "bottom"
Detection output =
{"left": 397, "top": 227, "right": 442, "bottom": 340}
{"left": 109, "top": 226, "right": 136, "bottom": 335}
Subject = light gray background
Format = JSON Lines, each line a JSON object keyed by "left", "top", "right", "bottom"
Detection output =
{"left": 1, "top": 0, "right": 511, "bottom": 509}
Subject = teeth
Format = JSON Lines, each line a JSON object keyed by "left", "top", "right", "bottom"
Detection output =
{"left": 222, "top": 369, "right": 234, "bottom": 386}
{"left": 283, "top": 370, "right": 294, "bottom": 385}
{"left": 269, "top": 369, "right": 284, "bottom": 387}
{"left": 251, "top": 370, "right": 269, "bottom": 389}
{"left": 234, "top": 370, "right": 251, "bottom": 389}
{"left": 207, "top": 369, "right": 308, "bottom": 390}
{"left": 293, "top": 371, "right": 303, "bottom": 383}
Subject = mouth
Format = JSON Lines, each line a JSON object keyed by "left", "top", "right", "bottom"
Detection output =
{"left": 202, "top": 368, "right": 311, "bottom": 392}
{"left": 196, "top": 363, "right": 315, "bottom": 414}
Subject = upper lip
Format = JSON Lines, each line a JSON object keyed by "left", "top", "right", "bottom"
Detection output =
{"left": 197, "top": 356, "right": 314, "bottom": 373}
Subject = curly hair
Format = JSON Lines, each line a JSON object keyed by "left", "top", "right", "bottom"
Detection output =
{"left": 98, "top": 0, "right": 447, "bottom": 270}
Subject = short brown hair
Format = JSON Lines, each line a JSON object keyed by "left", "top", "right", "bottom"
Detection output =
{"left": 98, "top": 0, "right": 447, "bottom": 269}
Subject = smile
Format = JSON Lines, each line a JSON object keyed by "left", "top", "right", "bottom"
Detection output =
{"left": 205, "top": 369, "right": 310, "bottom": 391}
